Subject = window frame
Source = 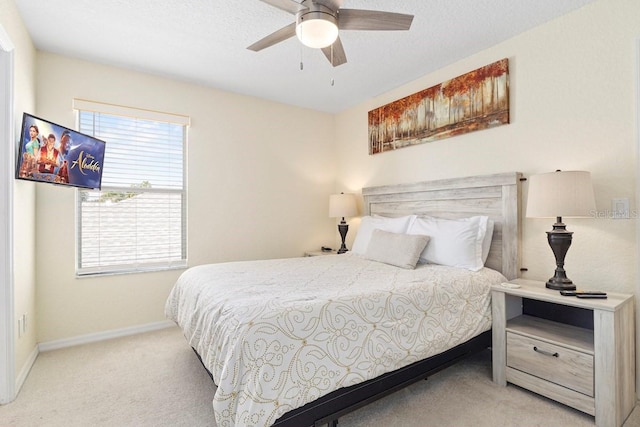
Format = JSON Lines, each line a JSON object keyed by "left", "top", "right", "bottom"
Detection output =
{"left": 73, "top": 99, "right": 189, "bottom": 277}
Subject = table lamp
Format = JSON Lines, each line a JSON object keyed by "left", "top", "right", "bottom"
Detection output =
{"left": 329, "top": 193, "right": 358, "bottom": 254}
{"left": 526, "top": 170, "right": 596, "bottom": 290}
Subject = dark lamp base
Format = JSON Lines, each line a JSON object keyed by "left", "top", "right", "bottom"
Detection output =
{"left": 545, "top": 277, "right": 576, "bottom": 291}
{"left": 337, "top": 220, "right": 349, "bottom": 254}
{"left": 545, "top": 219, "right": 577, "bottom": 291}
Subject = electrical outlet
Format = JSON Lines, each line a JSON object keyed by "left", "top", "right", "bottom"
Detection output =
{"left": 16, "top": 313, "right": 28, "bottom": 338}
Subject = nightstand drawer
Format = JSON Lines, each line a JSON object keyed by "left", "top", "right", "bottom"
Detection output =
{"left": 507, "top": 332, "right": 594, "bottom": 397}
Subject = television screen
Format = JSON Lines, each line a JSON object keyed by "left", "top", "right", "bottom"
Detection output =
{"left": 15, "top": 112, "right": 105, "bottom": 189}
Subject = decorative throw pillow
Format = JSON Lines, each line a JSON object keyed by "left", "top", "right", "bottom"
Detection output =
{"left": 364, "top": 229, "right": 430, "bottom": 269}
{"left": 351, "top": 215, "right": 416, "bottom": 255}
{"left": 407, "top": 216, "right": 489, "bottom": 271}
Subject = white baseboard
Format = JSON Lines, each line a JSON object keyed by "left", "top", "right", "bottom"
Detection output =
{"left": 15, "top": 345, "right": 38, "bottom": 395}
{"left": 38, "top": 320, "right": 176, "bottom": 352}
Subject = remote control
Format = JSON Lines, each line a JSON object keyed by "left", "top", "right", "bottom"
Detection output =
{"left": 560, "top": 290, "right": 607, "bottom": 296}
{"left": 576, "top": 294, "right": 607, "bottom": 299}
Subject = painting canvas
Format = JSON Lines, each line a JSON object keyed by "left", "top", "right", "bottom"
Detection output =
{"left": 15, "top": 113, "right": 105, "bottom": 189}
{"left": 368, "top": 58, "right": 509, "bottom": 155}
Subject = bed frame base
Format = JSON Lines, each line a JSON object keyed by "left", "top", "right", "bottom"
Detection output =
{"left": 275, "top": 330, "right": 491, "bottom": 427}
{"left": 193, "top": 330, "right": 491, "bottom": 427}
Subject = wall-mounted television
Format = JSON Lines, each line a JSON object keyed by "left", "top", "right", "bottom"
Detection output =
{"left": 15, "top": 112, "right": 105, "bottom": 189}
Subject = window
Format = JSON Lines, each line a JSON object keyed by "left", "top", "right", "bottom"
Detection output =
{"left": 74, "top": 99, "right": 189, "bottom": 276}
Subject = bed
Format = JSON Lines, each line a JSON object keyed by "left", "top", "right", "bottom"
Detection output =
{"left": 166, "top": 172, "right": 523, "bottom": 427}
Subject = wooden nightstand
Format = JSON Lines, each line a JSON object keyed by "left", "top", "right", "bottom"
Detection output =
{"left": 304, "top": 250, "right": 337, "bottom": 257}
{"left": 491, "top": 279, "right": 635, "bottom": 427}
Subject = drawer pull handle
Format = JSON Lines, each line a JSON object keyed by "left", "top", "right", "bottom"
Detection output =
{"left": 533, "top": 346, "right": 559, "bottom": 358}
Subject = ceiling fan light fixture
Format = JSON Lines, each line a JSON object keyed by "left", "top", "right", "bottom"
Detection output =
{"left": 296, "top": 12, "right": 338, "bottom": 49}
{"left": 249, "top": 0, "right": 414, "bottom": 67}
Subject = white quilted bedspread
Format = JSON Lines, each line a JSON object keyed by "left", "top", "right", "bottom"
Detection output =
{"left": 165, "top": 253, "right": 505, "bottom": 427}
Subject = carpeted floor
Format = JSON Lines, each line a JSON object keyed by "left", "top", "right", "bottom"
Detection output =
{"left": 0, "top": 327, "right": 637, "bottom": 426}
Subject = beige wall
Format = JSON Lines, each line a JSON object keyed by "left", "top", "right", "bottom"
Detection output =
{"left": 0, "top": 0, "right": 37, "bottom": 380}
{"left": 335, "top": 0, "right": 640, "bottom": 393}
{"left": 34, "top": 53, "right": 336, "bottom": 342}
{"left": 336, "top": 0, "right": 638, "bottom": 293}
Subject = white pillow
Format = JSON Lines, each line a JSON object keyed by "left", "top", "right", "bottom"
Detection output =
{"left": 407, "top": 216, "right": 489, "bottom": 271}
{"left": 482, "top": 219, "right": 494, "bottom": 263}
{"left": 351, "top": 215, "right": 416, "bottom": 255}
{"left": 364, "top": 230, "right": 430, "bottom": 269}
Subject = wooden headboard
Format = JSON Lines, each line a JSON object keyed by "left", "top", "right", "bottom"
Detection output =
{"left": 361, "top": 172, "right": 523, "bottom": 280}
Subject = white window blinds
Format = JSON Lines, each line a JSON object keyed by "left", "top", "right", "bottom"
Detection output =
{"left": 74, "top": 99, "right": 189, "bottom": 276}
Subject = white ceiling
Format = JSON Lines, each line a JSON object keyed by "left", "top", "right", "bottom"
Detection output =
{"left": 15, "top": 0, "right": 596, "bottom": 114}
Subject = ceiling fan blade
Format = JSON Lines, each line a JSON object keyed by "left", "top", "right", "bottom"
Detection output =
{"left": 321, "top": 36, "right": 347, "bottom": 67}
{"left": 260, "top": 0, "right": 308, "bottom": 15}
{"left": 338, "top": 9, "right": 414, "bottom": 31}
{"left": 247, "top": 22, "right": 297, "bottom": 51}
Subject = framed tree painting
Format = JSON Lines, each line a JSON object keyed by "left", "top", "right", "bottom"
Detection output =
{"left": 368, "top": 58, "right": 509, "bottom": 155}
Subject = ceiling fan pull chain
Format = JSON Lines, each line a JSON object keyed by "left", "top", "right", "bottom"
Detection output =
{"left": 300, "top": 44, "right": 304, "bottom": 71}
{"left": 330, "top": 44, "right": 335, "bottom": 86}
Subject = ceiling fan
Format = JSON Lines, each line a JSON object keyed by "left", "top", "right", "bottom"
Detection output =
{"left": 247, "top": 0, "right": 414, "bottom": 67}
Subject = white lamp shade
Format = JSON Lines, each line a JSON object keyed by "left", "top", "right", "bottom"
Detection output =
{"left": 296, "top": 17, "right": 338, "bottom": 48}
{"left": 329, "top": 193, "right": 358, "bottom": 218}
{"left": 526, "top": 170, "right": 596, "bottom": 218}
